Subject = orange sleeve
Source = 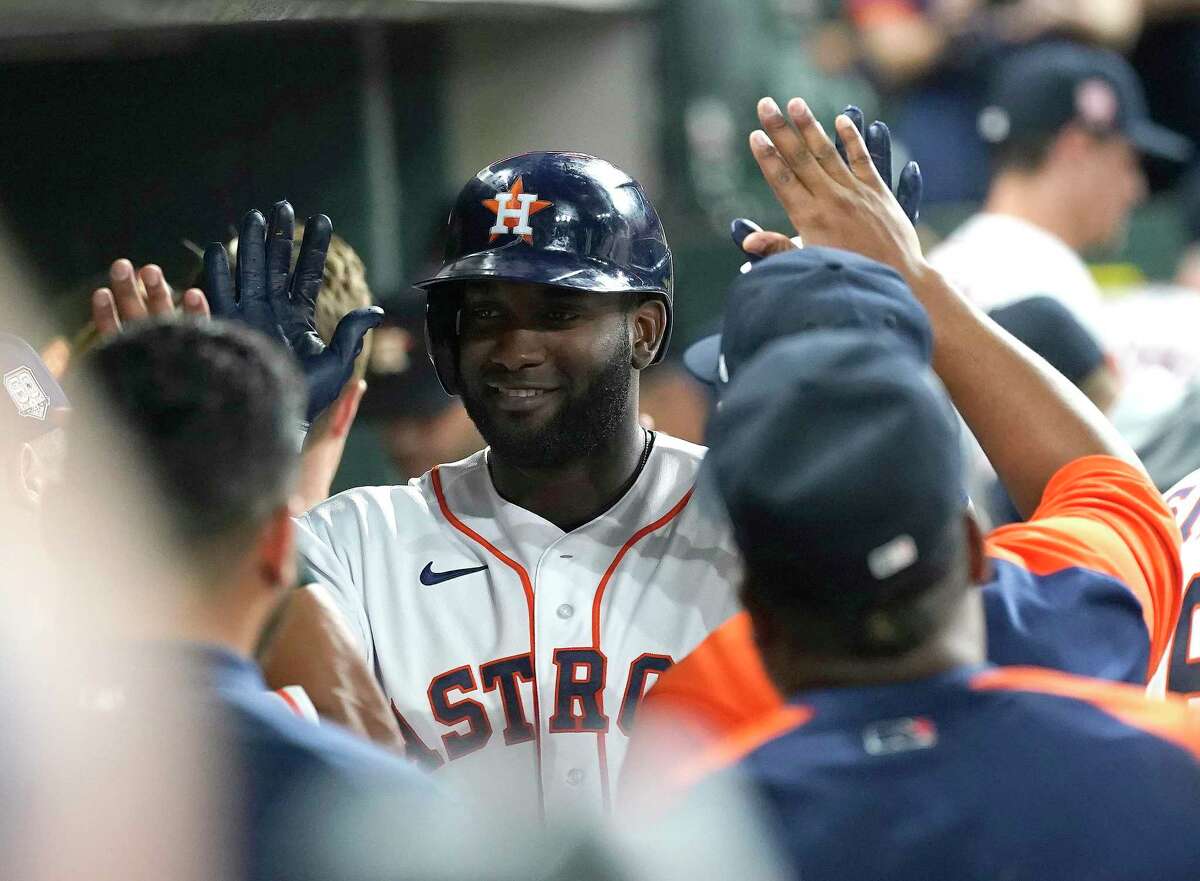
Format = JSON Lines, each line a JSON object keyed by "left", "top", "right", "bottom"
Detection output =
{"left": 619, "top": 613, "right": 783, "bottom": 805}
{"left": 985, "top": 455, "right": 1183, "bottom": 673}
{"left": 638, "top": 613, "right": 781, "bottom": 739}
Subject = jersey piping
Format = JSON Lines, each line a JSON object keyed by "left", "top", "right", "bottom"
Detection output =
{"left": 433, "top": 461, "right": 698, "bottom": 815}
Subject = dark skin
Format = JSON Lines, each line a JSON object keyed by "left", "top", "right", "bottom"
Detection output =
{"left": 456, "top": 281, "right": 667, "bottom": 531}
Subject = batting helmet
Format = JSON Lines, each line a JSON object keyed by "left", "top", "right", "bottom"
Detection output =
{"left": 413, "top": 151, "right": 674, "bottom": 395}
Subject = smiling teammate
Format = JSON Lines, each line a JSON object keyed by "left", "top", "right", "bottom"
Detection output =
{"left": 292, "top": 152, "right": 741, "bottom": 817}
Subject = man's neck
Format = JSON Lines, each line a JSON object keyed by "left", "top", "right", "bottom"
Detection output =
{"left": 172, "top": 586, "right": 272, "bottom": 660}
{"left": 766, "top": 596, "right": 986, "bottom": 694}
{"left": 984, "top": 172, "right": 1087, "bottom": 252}
{"left": 488, "top": 419, "right": 649, "bottom": 532}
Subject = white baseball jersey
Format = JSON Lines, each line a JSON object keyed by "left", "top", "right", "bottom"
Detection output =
{"left": 1149, "top": 466, "right": 1200, "bottom": 705}
{"left": 295, "top": 432, "right": 741, "bottom": 818}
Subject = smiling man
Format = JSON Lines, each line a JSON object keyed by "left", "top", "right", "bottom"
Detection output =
{"left": 293, "top": 152, "right": 741, "bottom": 818}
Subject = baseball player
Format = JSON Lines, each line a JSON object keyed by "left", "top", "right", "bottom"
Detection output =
{"left": 687, "top": 331, "right": 1200, "bottom": 881}
{"left": 622, "top": 96, "right": 1182, "bottom": 797}
{"left": 268, "top": 153, "right": 742, "bottom": 818}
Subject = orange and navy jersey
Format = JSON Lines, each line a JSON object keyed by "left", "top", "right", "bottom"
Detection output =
{"left": 691, "top": 665, "right": 1200, "bottom": 881}
{"left": 1150, "top": 466, "right": 1200, "bottom": 702}
{"left": 623, "top": 456, "right": 1182, "bottom": 789}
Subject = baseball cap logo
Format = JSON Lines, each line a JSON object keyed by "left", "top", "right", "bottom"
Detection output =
{"left": 4, "top": 365, "right": 49, "bottom": 420}
{"left": 1075, "top": 78, "right": 1119, "bottom": 129}
{"left": 483, "top": 177, "right": 553, "bottom": 244}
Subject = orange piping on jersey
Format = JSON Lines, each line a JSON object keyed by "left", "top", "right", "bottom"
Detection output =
{"left": 591, "top": 487, "right": 695, "bottom": 812}
{"left": 274, "top": 688, "right": 303, "bottom": 719}
{"left": 972, "top": 666, "right": 1200, "bottom": 761}
{"left": 432, "top": 465, "right": 546, "bottom": 818}
{"left": 675, "top": 704, "right": 812, "bottom": 793}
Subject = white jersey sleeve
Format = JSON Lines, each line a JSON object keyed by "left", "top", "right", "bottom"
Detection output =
{"left": 1149, "top": 467, "right": 1200, "bottom": 702}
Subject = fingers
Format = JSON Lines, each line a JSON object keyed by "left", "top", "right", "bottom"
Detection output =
{"left": 92, "top": 288, "right": 121, "bottom": 337}
{"left": 755, "top": 98, "right": 818, "bottom": 194}
{"left": 834, "top": 105, "right": 865, "bottom": 169}
{"left": 896, "top": 161, "right": 923, "bottom": 225}
{"left": 138, "top": 264, "right": 173, "bottom": 316}
{"left": 266, "top": 200, "right": 296, "bottom": 316}
{"left": 865, "top": 120, "right": 894, "bottom": 191}
{"left": 237, "top": 209, "right": 274, "bottom": 328}
{"left": 834, "top": 113, "right": 885, "bottom": 188}
{"left": 182, "top": 288, "right": 211, "bottom": 320}
{"left": 289, "top": 214, "right": 332, "bottom": 335}
{"left": 109, "top": 259, "right": 147, "bottom": 323}
{"left": 741, "top": 231, "right": 800, "bottom": 258}
{"left": 203, "top": 244, "right": 238, "bottom": 318}
{"left": 749, "top": 129, "right": 814, "bottom": 225}
{"left": 786, "top": 98, "right": 854, "bottom": 187}
{"left": 328, "top": 306, "right": 384, "bottom": 364}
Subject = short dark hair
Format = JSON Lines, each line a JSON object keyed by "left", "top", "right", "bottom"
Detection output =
{"left": 989, "top": 131, "right": 1059, "bottom": 174}
{"left": 81, "top": 319, "right": 304, "bottom": 573}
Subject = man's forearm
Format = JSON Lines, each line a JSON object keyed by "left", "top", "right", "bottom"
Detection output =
{"left": 908, "top": 263, "right": 1140, "bottom": 516}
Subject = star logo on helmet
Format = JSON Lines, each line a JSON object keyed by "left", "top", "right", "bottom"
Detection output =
{"left": 483, "top": 177, "right": 553, "bottom": 244}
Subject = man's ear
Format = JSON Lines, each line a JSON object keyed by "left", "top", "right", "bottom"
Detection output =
{"left": 631, "top": 299, "right": 668, "bottom": 369}
{"left": 16, "top": 442, "right": 45, "bottom": 510}
{"left": 964, "top": 510, "right": 990, "bottom": 585}
{"left": 256, "top": 505, "right": 297, "bottom": 591}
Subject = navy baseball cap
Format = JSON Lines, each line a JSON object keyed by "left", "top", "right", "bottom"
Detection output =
{"left": 683, "top": 247, "right": 932, "bottom": 389}
{"left": 1, "top": 333, "right": 70, "bottom": 444}
{"left": 979, "top": 42, "right": 1191, "bottom": 163}
{"left": 706, "top": 330, "right": 964, "bottom": 617}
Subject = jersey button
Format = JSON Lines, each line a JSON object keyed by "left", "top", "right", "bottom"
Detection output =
{"left": 566, "top": 768, "right": 584, "bottom": 786}
{"left": 556, "top": 603, "right": 574, "bottom": 619}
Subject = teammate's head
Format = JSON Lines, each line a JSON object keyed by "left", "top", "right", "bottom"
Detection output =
{"left": 0, "top": 334, "right": 69, "bottom": 523}
{"left": 415, "top": 152, "right": 672, "bottom": 467}
{"left": 705, "top": 331, "right": 987, "bottom": 687}
{"left": 684, "top": 247, "right": 931, "bottom": 390}
{"left": 980, "top": 43, "right": 1189, "bottom": 250}
{"left": 77, "top": 319, "right": 305, "bottom": 591}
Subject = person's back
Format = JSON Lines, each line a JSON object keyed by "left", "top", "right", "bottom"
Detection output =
{"left": 77, "top": 320, "right": 431, "bottom": 881}
{"left": 721, "top": 665, "right": 1200, "bottom": 880}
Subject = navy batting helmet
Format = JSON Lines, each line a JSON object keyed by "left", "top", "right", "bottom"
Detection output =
{"left": 413, "top": 151, "right": 674, "bottom": 395}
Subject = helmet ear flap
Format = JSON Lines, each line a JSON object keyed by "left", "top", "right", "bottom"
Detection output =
{"left": 424, "top": 295, "right": 462, "bottom": 396}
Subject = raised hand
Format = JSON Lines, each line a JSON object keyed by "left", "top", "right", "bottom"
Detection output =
{"left": 733, "top": 103, "right": 922, "bottom": 265}
{"left": 747, "top": 96, "right": 926, "bottom": 278}
{"left": 92, "top": 259, "right": 209, "bottom": 338}
{"left": 204, "top": 201, "right": 382, "bottom": 425}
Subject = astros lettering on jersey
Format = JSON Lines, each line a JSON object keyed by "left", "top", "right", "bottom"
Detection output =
{"left": 295, "top": 433, "right": 740, "bottom": 817}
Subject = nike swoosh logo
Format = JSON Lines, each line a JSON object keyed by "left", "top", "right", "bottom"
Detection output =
{"left": 420, "top": 562, "right": 488, "bottom": 586}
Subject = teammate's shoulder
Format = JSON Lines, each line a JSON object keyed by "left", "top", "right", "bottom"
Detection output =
{"left": 970, "top": 666, "right": 1200, "bottom": 760}
{"left": 299, "top": 481, "right": 428, "bottom": 527}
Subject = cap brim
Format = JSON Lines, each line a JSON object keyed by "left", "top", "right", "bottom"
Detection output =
{"left": 1129, "top": 119, "right": 1193, "bottom": 163}
{"left": 412, "top": 245, "right": 666, "bottom": 295}
{"left": 683, "top": 334, "right": 721, "bottom": 385}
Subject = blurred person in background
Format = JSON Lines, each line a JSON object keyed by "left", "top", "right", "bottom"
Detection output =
{"left": 357, "top": 301, "right": 482, "bottom": 480}
{"left": 692, "top": 330, "right": 1200, "bottom": 881}
{"left": 77, "top": 318, "right": 428, "bottom": 881}
{"left": 851, "top": 0, "right": 1143, "bottom": 203}
{"left": 930, "top": 42, "right": 1190, "bottom": 330}
{"left": 636, "top": 356, "right": 710, "bottom": 444}
{"left": 88, "top": 215, "right": 405, "bottom": 748}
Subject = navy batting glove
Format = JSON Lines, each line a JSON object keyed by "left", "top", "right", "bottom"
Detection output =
{"left": 204, "top": 200, "right": 383, "bottom": 428}
{"left": 734, "top": 107, "right": 923, "bottom": 265}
